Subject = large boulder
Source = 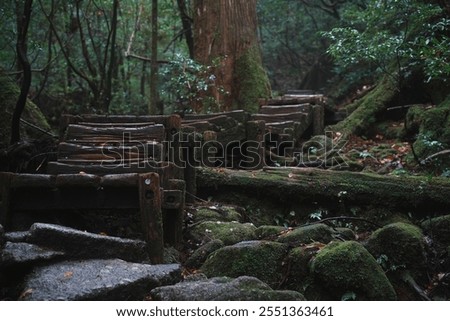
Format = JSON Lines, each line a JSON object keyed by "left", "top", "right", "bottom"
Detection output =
{"left": 311, "top": 241, "right": 396, "bottom": 300}
{"left": 26, "top": 223, "right": 149, "bottom": 262}
{"left": 421, "top": 214, "right": 450, "bottom": 246}
{"left": 21, "top": 259, "right": 181, "bottom": 300}
{"left": 185, "top": 240, "right": 224, "bottom": 269}
{"left": 151, "top": 276, "right": 305, "bottom": 301}
{"left": 189, "top": 221, "right": 256, "bottom": 246}
{"left": 366, "top": 222, "right": 426, "bottom": 274}
{"left": 192, "top": 206, "right": 242, "bottom": 224}
{"left": 254, "top": 225, "right": 287, "bottom": 240}
{"left": 201, "top": 241, "right": 288, "bottom": 288}
{"left": 276, "top": 224, "right": 334, "bottom": 245}
{"left": 0, "top": 242, "right": 64, "bottom": 268}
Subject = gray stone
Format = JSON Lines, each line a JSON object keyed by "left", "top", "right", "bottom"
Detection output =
{"left": 151, "top": 276, "right": 305, "bottom": 301}
{"left": 5, "top": 231, "right": 29, "bottom": 243}
{"left": 0, "top": 224, "right": 4, "bottom": 249}
{"left": 185, "top": 240, "right": 224, "bottom": 269}
{"left": 0, "top": 242, "right": 65, "bottom": 268}
{"left": 27, "top": 223, "right": 149, "bottom": 262}
{"left": 21, "top": 259, "right": 181, "bottom": 300}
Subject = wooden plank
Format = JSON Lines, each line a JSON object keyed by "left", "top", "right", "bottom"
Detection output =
{"left": 183, "top": 110, "right": 248, "bottom": 123}
{"left": 10, "top": 174, "right": 55, "bottom": 188}
{"left": 0, "top": 172, "right": 13, "bottom": 229}
{"left": 262, "top": 95, "right": 324, "bottom": 106}
{"left": 162, "top": 179, "right": 185, "bottom": 246}
{"left": 181, "top": 121, "right": 217, "bottom": 132}
{"left": 65, "top": 124, "right": 166, "bottom": 142}
{"left": 101, "top": 173, "right": 140, "bottom": 187}
{"left": 251, "top": 112, "right": 310, "bottom": 124}
{"left": 58, "top": 142, "right": 164, "bottom": 162}
{"left": 55, "top": 173, "right": 102, "bottom": 188}
{"left": 259, "top": 104, "right": 311, "bottom": 115}
{"left": 47, "top": 161, "right": 163, "bottom": 175}
{"left": 138, "top": 172, "right": 164, "bottom": 264}
{"left": 78, "top": 121, "right": 156, "bottom": 127}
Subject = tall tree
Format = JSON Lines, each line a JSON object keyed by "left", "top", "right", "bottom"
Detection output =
{"left": 193, "top": 0, "right": 270, "bottom": 113}
{"left": 149, "top": 0, "right": 159, "bottom": 114}
{"left": 11, "top": 0, "right": 33, "bottom": 144}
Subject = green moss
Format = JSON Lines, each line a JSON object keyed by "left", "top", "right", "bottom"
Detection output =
{"left": 0, "top": 75, "right": 52, "bottom": 146}
{"left": 189, "top": 221, "right": 256, "bottom": 246}
{"left": 201, "top": 241, "right": 288, "bottom": 288}
{"left": 234, "top": 45, "right": 271, "bottom": 113}
{"left": 366, "top": 222, "right": 426, "bottom": 274}
{"left": 193, "top": 207, "right": 242, "bottom": 224}
{"left": 276, "top": 224, "right": 334, "bottom": 245}
{"left": 255, "top": 225, "right": 287, "bottom": 239}
{"left": 284, "top": 246, "right": 317, "bottom": 294}
{"left": 311, "top": 241, "right": 397, "bottom": 300}
{"left": 421, "top": 214, "right": 450, "bottom": 246}
{"left": 333, "top": 76, "right": 397, "bottom": 135}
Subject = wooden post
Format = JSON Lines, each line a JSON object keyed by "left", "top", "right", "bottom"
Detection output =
{"left": 0, "top": 173, "right": 13, "bottom": 230}
{"left": 202, "top": 130, "right": 218, "bottom": 167}
{"left": 244, "top": 120, "right": 265, "bottom": 169}
{"left": 162, "top": 179, "right": 186, "bottom": 247}
{"left": 312, "top": 105, "right": 325, "bottom": 135}
{"left": 138, "top": 172, "right": 164, "bottom": 264}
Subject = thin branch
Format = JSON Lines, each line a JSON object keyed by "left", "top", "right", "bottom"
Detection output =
{"left": 125, "top": 1, "right": 144, "bottom": 57}
{"left": 124, "top": 52, "right": 169, "bottom": 64}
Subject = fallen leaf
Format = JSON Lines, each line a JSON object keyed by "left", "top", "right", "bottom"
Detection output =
{"left": 64, "top": 271, "right": 74, "bottom": 279}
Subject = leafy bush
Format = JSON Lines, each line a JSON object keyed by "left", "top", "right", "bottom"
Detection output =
{"left": 322, "top": 0, "right": 450, "bottom": 85}
{"left": 160, "top": 54, "right": 227, "bottom": 113}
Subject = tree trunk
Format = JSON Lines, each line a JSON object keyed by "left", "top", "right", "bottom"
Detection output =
{"left": 177, "top": 0, "right": 194, "bottom": 59}
{"left": 193, "top": 0, "right": 270, "bottom": 113}
{"left": 10, "top": 0, "right": 33, "bottom": 145}
{"left": 196, "top": 167, "right": 450, "bottom": 215}
{"left": 149, "top": 0, "right": 159, "bottom": 114}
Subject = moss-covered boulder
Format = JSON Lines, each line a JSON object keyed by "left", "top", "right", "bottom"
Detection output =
{"left": 366, "top": 222, "right": 426, "bottom": 273}
{"left": 0, "top": 75, "right": 52, "bottom": 147}
{"left": 185, "top": 240, "right": 224, "bottom": 269}
{"left": 284, "top": 245, "right": 321, "bottom": 294}
{"left": 421, "top": 215, "right": 450, "bottom": 246}
{"left": 192, "top": 206, "right": 242, "bottom": 224}
{"left": 255, "top": 225, "right": 288, "bottom": 240}
{"left": 276, "top": 224, "right": 334, "bottom": 245}
{"left": 151, "top": 276, "right": 305, "bottom": 301}
{"left": 201, "top": 241, "right": 288, "bottom": 288}
{"left": 311, "top": 241, "right": 396, "bottom": 300}
{"left": 189, "top": 221, "right": 256, "bottom": 246}
{"left": 334, "top": 227, "right": 356, "bottom": 240}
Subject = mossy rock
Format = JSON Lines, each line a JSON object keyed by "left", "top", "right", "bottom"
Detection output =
{"left": 283, "top": 245, "right": 320, "bottom": 294}
{"left": 150, "top": 276, "right": 305, "bottom": 301}
{"left": 311, "top": 241, "right": 396, "bottom": 300}
{"left": 366, "top": 222, "right": 426, "bottom": 273}
{"left": 201, "top": 241, "right": 288, "bottom": 288}
{"left": 185, "top": 239, "right": 225, "bottom": 269}
{"left": 421, "top": 215, "right": 450, "bottom": 246}
{"left": 189, "top": 221, "right": 256, "bottom": 246}
{"left": 276, "top": 224, "right": 334, "bottom": 245}
{"left": 333, "top": 227, "right": 356, "bottom": 240}
{"left": 0, "top": 75, "right": 52, "bottom": 147}
{"left": 193, "top": 206, "right": 242, "bottom": 224}
{"left": 254, "top": 225, "right": 288, "bottom": 240}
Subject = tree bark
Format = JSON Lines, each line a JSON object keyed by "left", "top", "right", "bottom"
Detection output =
{"left": 193, "top": 0, "right": 270, "bottom": 113}
{"left": 10, "top": 0, "right": 33, "bottom": 145}
{"left": 196, "top": 167, "right": 450, "bottom": 214}
{"left": 176, "top": 0, "right": 194, "bottom": 58}
{"left": 149, "top": 0, "right": 159, "bottom": 114}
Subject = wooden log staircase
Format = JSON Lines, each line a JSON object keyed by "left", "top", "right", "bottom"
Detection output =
{"left": 0, "top": 91, "right": 325, "bottom": 263}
